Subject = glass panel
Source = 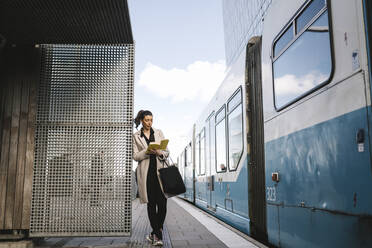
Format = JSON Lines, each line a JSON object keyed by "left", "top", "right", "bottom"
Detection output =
{"left": 195, "top": 136, "right": 200, "bottom": 175}
{"left": 274, "top": 24, "right": 293, "bottom": 57}
{"left": 216, "top": 120, "right": 227, "bottom": 172}
{"left": 179, "top": 153, "right": 183, "bottom": 178}
{"left": 228, "top": 104, "right": 243, "bottom": 170}
{"left": 309, "top": 9, "right": 329, "bottom": 28}
{"left": 223, "top": 0, "right": 272, "bottom": 66}
{"left": 205, "top": 120, "right": 210, "bottom": 175}
{"left": 186, "top": 143, "right": 192, "bottom": 167}
{"left": 296, "top": 0, "right": 325, "bottom": 33}
{"left": 216, "top": 106, "right": 226, "bottom": 123}
{"left": 209, "top": 115, "right": 215, "bottom": 174}
{"left": 182, "top": 152, "right": 185, "bottom": 178}
{"left": 200, "top": 129, "right": 206, "bottom": 175}
{"left": 228, "top": 89, "right": 242, "bottom": 112}
{"left": 273, "top": 11, "right": 331, "bottom": 109}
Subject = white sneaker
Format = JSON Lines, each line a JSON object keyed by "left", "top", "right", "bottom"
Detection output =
{"left": 146, "top": 234, "right": 154, "bottom": 243}
{"left": 152, "top": 235, "right": 163, "bottom": 246}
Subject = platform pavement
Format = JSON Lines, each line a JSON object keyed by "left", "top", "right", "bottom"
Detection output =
{"left": 11, "top": 197, "right": 265, "bottom": 248}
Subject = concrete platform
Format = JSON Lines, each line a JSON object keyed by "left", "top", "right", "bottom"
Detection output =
{"left": 0, "top": 241, "right": 34, "bottom": 248}
{"left": 25, "top": 197, "right": 266, "bottom": 248}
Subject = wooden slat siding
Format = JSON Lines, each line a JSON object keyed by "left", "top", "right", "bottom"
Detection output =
{"left": 22, "top": 48, "right": 40, "bottom": 229}
{"left": 0, "top": 47, "right": 40, "bottom": 230}
{"left": 5, "top": 70, "right": 21, "bottom": 229}
{"left": 0, "top": 82, "right": 13, "bottom": 229}
{"left": 0, "top": 80, "right": 6, "bottom": 156}
{"left": 13, "top": 79, "right": 30, "bottom": 229}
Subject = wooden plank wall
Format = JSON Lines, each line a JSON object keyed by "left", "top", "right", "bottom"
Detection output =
{"left": 0, "top": 46, "right": 40, "bottom": 230}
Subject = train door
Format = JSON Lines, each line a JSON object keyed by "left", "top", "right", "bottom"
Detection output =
{"left": 246, "top": 37, "right": 268, "bottom": 243}
{"left": 206, "top": 112, "right": 216, "bottom": 210}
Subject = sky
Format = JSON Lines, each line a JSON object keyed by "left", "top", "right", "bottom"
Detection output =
{"left": 128, "top": 0, "right": 226, "bottom": 159}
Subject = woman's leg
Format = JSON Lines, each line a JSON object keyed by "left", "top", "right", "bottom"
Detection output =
{"left": 147, "top": 173, "right": 160, "bottom": 238}
{"left": 147, "top": 200, "right": 159, "bottom": 235}
{"left": 152, "top": 186, "right": 167, "bottom": 240}
{"left": 147, "top": 179, "right": 165, "bottom": 240}
{"left": 157, "top": 193, "right": 167, "bottom": 233}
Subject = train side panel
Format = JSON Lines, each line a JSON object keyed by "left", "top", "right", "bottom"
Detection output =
{"left": 191, "top": 48, "right": 252, "bottom": 234}
{"left": 184, "top": 143, "right": 194, "bottom": 203}
{"left": 262, "top": 0, "right": 372, "bottom": 247}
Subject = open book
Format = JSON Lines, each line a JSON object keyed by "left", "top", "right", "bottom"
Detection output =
{"left": 146, "top": 139, "right": 169, "bottom": 154}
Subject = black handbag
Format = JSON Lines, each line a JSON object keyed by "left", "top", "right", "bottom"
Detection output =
{"left": 159, "top": 157, "right": 186, "bottom": 196}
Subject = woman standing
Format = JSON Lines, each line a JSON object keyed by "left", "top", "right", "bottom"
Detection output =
{"left": 133, "top": 110, "right": 168, "bottom": 246}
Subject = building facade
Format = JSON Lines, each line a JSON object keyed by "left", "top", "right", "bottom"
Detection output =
{"left": 222, "top": 0, "right": 273, "bottom": 66}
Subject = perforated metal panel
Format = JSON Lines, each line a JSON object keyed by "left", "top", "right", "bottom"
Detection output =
{"left": 30, "top": 44, "right": 134, "bottom": 237}
{"left": 0, "top": 0, "right": 133, "bottom": 45}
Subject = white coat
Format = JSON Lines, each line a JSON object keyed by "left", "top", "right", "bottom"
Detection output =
{"left": 133, "top": 128, "right": 169, "bottom": 204}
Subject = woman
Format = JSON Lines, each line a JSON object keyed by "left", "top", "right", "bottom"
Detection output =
{"left": 133, "top": 110, "right": 169, "bottom": 246}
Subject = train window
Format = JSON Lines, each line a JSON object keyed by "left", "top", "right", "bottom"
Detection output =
{"left": 183, "top": 151, "right": 186, "bottom": 177}
{"left": 296, "top": 0, "right": 325, "bottom": 33}
{"left": 274, "top": 24, "right": 293, "bottom": 57}
{"left": 205, "top": 118, "right": 210, "bottom": 175}
{"left": 272, "top": 0, "right": 331, "bottom": 110}
{"left": 207, "top": 112, "right": 215, "bottom": 175}
{"left": 228, "top": 89, "right": 242, "bottom": 112}
{"left": 216, "top": 106, "right": 226, "bottom": 123}
{"left": 186, "top": 143, "right": 192, "bottom": 167}
{"left": 227, "top": 88, "right": 243, "bottom": 170}
{"left": 195, "top": 135, "right": 200, "bottom": 175}
{"left": 178, "top": 153, "right": 183, "bottom": 178}
{"left": 215, "top": 106, "right": 227, "bottom": 173}
{"left": 200, "top": 128, "right": 206, "bottom": 175}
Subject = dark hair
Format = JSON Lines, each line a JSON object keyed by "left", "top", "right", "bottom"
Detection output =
{"left": 134, "top": 110, "right": 153, "bottom": 128}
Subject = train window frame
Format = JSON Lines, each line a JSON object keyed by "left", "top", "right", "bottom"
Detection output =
{"left": 215, "top": 105, "right": 227, "bottom": 173}
{"left": 227, "top": 87, "right": 244, "bottom": 171}
{"left": 273, "top": 24, "right": 294, "bottom": 58}
{"left": 183, "top": 147, "right": 187, "bottom": 167}
{"left": 182, "top": 150, "right": 186, "bottom": 173}
{"left": 206, "top": 111, "right": 215, "bottom": 175}
{"left": 179, "top": 151, "right": 184, "bottom": 178}
{"left": 195, "top": 133, "right": 200, "bottom": 176}
{"left": 200, "top": 127, "right": 206, "bottom": 175}
{"left": 271, "top": 0, "right": 334, "bottom": 111}
{"left": 185, "top": 142, "right": 192, "bottom": 167}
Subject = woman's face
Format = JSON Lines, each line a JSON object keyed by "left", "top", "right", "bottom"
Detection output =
{"left": 141, "top": 115, "right": 153, "bottom": 130}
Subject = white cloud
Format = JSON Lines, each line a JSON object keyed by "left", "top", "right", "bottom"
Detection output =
{"left": 153, "top": 113, "right": 193, "bottom": 157}
{"left": 275, "top": 72, "right": 328, "bottom": 96}
{"left": 138, "top": 60, "right": 226, "bottom": 102}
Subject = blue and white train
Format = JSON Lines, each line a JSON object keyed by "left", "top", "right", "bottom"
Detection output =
{"left": 176, "top": 0, "right": 372, "bottom": 247}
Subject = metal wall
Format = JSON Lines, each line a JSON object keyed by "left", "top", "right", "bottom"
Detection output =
{"left": 30, "top": 44, "right": 134, "bottom": 237}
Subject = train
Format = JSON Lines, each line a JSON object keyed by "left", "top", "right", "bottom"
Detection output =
{"left": 176, "top": 0, "right": 372, "bottom": 247}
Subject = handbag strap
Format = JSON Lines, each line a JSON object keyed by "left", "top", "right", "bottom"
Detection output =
{"left": 162, "top": 156, "right": 174, "bottom": 168}
{"left": 168, "top": 156, "right": 175, "bottom": 165}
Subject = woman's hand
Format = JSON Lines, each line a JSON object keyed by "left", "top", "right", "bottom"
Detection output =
{"left": 149, "top": 149, "right": 162, "bottom": 156}
{"left": 155, "top": 149, "right": 163, "bottom": 156}
{"left": 148, "top": 149, "right": 156, "bottom": 155}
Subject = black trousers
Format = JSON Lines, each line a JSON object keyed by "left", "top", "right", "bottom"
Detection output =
{"left": 147, "top": 170, "right": 167, "bottom": 240}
